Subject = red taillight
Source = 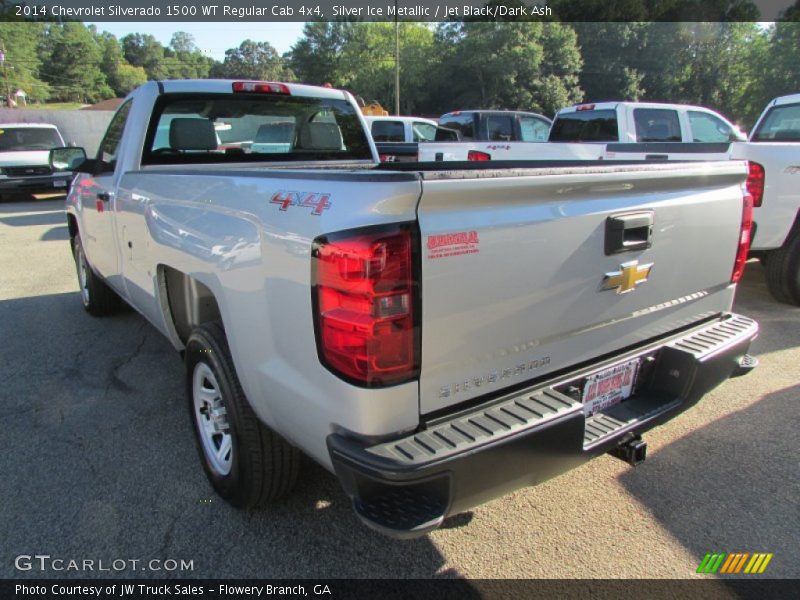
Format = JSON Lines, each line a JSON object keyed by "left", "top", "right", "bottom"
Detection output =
{"left": 232, "top": 81, "right": 290, "bottom": 95}
{"left": 576, "top": 104, "right": 596, "bottom": 111}
{"left": 468, "top": 150, "right": 491, "bottom": 161}
{"left": 731, "top": 192, "right": 754, "bottom": 283}
{"left": 746, "top": 161, "right": 765, "bottom": 207}
{"left": 312, "top": 226, "right": 419, "bottom": 387}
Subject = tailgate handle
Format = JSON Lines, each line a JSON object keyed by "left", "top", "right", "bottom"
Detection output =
{"left": 605, "top": 211, "right": 654, "bottom": 255}
{"left": 645, "top": 154, "right": 669, "bottom": 160}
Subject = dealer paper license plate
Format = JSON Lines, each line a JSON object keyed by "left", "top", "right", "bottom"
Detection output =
{"left": 582, "top": 358, "right": 640, "bottom": 416}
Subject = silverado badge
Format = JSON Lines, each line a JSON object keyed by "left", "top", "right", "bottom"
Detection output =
{"left": 602, "top": 260, "right": 653, "bottom": 294}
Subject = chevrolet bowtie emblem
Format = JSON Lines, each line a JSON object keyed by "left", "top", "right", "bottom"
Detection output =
{"left": 602, "top": 260, "right": 653, "bottom": 294}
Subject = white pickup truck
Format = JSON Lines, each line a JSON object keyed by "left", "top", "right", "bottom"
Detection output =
{"left": 418, "top": 102, "right": 743, "bottom": 162}
{"left": 56, "top": 80, "right": 758, "bottom": 538}
{"left": 731, "top": 93, "right": 800, "bottom": 305}
{"left": 0, "top": 123, "right": 73, "bottom": 197}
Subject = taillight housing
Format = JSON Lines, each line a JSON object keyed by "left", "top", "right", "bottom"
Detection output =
{"left": 745, "top": 161, "right": 765, "bottom": 207}
{"left": 468, "top": 150, "right": 491, "bottom": 161}
{"left": 312, "top": 224, "right": 420, "bottom": 387}
{"left": 731, "top": 192, "right": 754, "bottom": 283}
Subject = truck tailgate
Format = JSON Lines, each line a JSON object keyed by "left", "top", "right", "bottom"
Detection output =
{"left": 416, "top": 161, "right": 747, "bottom": 414}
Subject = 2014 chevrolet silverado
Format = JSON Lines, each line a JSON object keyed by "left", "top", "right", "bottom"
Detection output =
{"left": 55, "top": 80, "right": 758, "bottom": 538}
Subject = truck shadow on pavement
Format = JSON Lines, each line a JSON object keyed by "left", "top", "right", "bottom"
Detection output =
{"left": 0, "top": 291, "right": 456, "bottom": 579}
{"left": 616, "top": 383, "right": 800, "bottom": 578}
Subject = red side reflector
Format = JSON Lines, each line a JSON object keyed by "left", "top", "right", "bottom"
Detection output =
{"left": 467, "top": 150, "right": 491, "bottom": 161}
{"left": 232, "top": 81, "right": 290, "bottom": 95}
{"left": 745, "top": 161, "right": 765, "bottom": 207}
{"left": 312, "top": 226, "right": 419, "bottom": 387}
{"left": 731, "top": 192, "right": 754, "bottom": 283}
{"left": 576, "top": 104, "right": 596, "bottom": 111}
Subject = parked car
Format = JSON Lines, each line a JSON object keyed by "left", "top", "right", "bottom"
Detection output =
{"left": 57, "top": 79, "right": 757, "bottom": 538}
{"left": 364, "top": 115, "right": 439, "bottom": 163}
{"left": 549, "top": 101, "right": 746, "bottom": 144}
{"left": 438, "top": 109, "right": 552, "bottom": 142}
{"left": 0, "top": 123, "right": 72, "bottom": 197}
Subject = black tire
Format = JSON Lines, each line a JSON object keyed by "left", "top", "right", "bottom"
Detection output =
{"left": 72, "top": 234, "right": 120, "bottom": 316}
{"left": 185, "top": 321, "right": 299, "bottom": 508}
{"left": 764, "top": 232, "right": 800, "bottom": 306}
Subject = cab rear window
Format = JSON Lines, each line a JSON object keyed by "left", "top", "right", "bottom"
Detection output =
{"left": 752, "top": 103, "right": 800, "bottom": 142}
{"left": 371, "top": 121, "right": 405, "bottom": 142}
{"left": 548, "top": 110, "right": 619, "bottom": 142}
{"left": 143, "top": 93, "right": 372, "bottom": 164}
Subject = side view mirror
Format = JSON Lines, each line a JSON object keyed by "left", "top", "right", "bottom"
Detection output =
{"left": 50, "top": 146, "right": 87, "bottom": 171}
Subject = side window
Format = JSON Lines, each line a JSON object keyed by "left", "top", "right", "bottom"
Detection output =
{"left": 96, "top": 100, "right": 133, "bottom": 174}
{"left": 439, "top": 114, "right": 475, "bottom": 140}
{"left": 633, "top": 108, "right": 682, "bottom": 142}
{"left": 412, "top": 122, "right": 437, "bottom": 142}
{"left": 688, "top": 111, "right": 733, "bottom": 142}
{"left": 371, "top": 121, "right": 405, "bottom": 142}
{"left": 519, "top": 116, "right": 550, "bottom": 141}
{"left": 486, "top": 116, "right": 514, "bottom": 141}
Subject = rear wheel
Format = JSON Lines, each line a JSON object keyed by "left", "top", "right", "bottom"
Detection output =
{"left": 764, "top": 231, "right": 800, "bottom": 306}
{"left": 185, "top": 322, "right": 299, "bottom": 507}
{"left": 72, "top": 234, "right": 120, "bottom": 316}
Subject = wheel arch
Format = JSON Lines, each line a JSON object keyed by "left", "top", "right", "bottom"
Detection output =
{"left": 158, "top": 265, "right": 224, "bottom": 347}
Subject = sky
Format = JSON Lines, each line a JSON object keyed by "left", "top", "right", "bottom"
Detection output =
{"left": 87, "top": 22, "right": 307, "bottom": 59}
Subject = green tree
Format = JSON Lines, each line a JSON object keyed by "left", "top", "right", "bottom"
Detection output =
{"left": 289, "top": 23, "right": 438, "bottom": 114}
{"left": 97, "top": 31, "right": 146, "bottom": 96}
{"left": 430, "top": 22, "right": 583, "bottom": 116}
{"left": 765, "top": 4, "right": 800, "bottom": 106}
{"left": 40, "top": 23, "right": 112, "bottom": 103}
{"left": 122, "top": 33, "right": 169, "bottom": 80}
{"left": 632, "top": 23, "right": 769, "bottom": 126}
{"left": 164, "top": 32, "right": 213, "bottom": 79}
{"left": 571, "top": 23, "right": 647, "bottom": 102}
{"left": 288, "top": 22, "right": 350, "bottom": 87}
{"left": 210, "top": 39, "right": 292, "bottom": 81}
{"left": 0, "top": 22, "right": 50, "bottom": 102}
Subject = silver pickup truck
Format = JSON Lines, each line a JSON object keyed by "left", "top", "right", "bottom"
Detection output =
{"left": 54, "top": 80, "right": 758, "bottom": 538}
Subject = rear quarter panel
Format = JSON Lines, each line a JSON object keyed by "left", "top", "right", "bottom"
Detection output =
{"left": 116, "top": 168, "right": 423, "bottom": 469}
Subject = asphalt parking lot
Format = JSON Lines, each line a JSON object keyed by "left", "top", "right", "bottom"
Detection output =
{"left": 1, "top": 196, "right": 798, "bottom": 580}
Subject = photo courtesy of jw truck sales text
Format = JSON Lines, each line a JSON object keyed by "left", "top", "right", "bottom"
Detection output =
{"left": 0, "top": 1, "right": 798, "bottom": 593}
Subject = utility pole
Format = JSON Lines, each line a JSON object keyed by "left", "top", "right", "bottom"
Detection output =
{"left": 394, "top": 2, "right": 400, "bottom": 115}
{"left": 0, "top": 42, "right": 11, "bottom": 108}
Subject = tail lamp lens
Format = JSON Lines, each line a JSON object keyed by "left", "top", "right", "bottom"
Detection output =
{"left": 745, "top": 161, "right": 765, "bottom": 207}
{"left": 467, "top": 150, "right": 491, "bottom": 161}
{"left": 731, "top": 192, "right": 754, "bottom": 283}
{"left": 312, "top": 226, "right": 419, "bottom": 387}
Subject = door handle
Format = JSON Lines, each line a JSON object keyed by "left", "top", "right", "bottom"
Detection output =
{"left": 605, "top": 211, "right": 654, "bottom": 255}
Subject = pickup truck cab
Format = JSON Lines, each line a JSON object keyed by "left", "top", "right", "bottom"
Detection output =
{"left": 0, "top": 123, "right": 72, "bottom": 197}
{"left": 731, "top": 93, "right": 800, "bottom": 304}
{"left": 438, "top": 109, "right": 551, "bottom": 142}
{"left": 364, "top": 115, "right": 438, "bottom": 143}
{"left": 549, "top": 101, "right": 745, "bottom": 144}
{"left": 57, "top": 79, "right": 758, "bottom": 538}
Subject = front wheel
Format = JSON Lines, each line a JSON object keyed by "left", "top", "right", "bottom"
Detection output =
{"left": 72, "top": 234, "right": 120, "bottom": 316}
{"left": 185, "top": 322, "right": 299, "bottom": 507}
